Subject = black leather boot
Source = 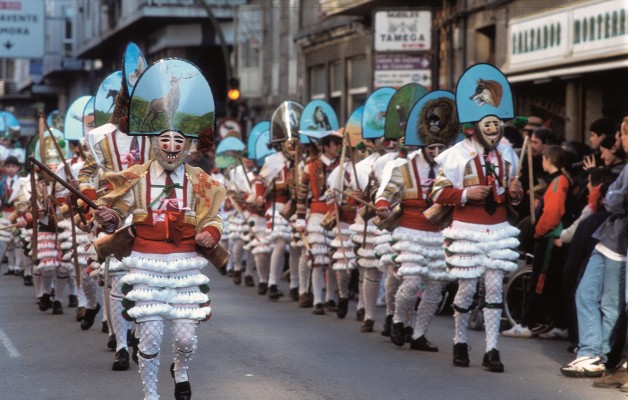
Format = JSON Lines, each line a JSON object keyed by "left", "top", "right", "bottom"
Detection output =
{"left": 390, "top": 322, "right": 405, "bottom": 347}
{"left": 257, "top": 282, "right": 268, "bottom": 295}
{"left": 381, "top": 315, "right": 393, "bottom": 337}
{"left": 52, "top": 300, "right": 63, "bottom": 315}
{"left": 39, "top": 293, "right": 52, "bottom": 311}
{"left": 171, "top": 363, "right": 192, "bottom": 400}
{"left": 112, "top": 348, "right": 130, "bottom": 371}
{"left": 410, "top": 335, "right": 439, "bottom": 352}
{"left": 81, "top": 303, "right": 101, "bottom": 330}
{"left": 336, "top": 298, "right": 349, "bottom": 319}
{"left": 453, "top": 343, "right": 470, "bottom": 367}
{"left": 268, "top": 284, "right": 282, "bottom": 300}
{"left": 482, "top": 348, "right": 504, "bottom": 372}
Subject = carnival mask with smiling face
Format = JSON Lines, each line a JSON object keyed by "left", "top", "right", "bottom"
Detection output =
{"left": 153, "top": 131, "right": 190, "bottom": 171}
{"left": 474, "top": 115, "right": 504, "bottom": 150}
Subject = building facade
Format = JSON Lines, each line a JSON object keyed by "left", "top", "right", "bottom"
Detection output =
{"left": 2, "top": 0, "right": 628, "bottom": 144}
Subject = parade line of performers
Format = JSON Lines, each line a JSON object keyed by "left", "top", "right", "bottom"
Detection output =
{"left": 2, "top": 45, "right": 628, "bottom": 399}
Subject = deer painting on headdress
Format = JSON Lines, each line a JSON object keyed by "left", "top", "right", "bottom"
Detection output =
{"left": 140, "top": 66, "right": 197, "bottom": 131}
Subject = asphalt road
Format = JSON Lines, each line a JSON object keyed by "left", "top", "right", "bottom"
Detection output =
{"left": 0, "top": 266, "right": 623, "bottom": 400}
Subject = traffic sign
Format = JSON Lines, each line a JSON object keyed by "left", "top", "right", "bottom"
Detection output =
{"left": 0, "top": 1, "right": 45, "bottom": 59}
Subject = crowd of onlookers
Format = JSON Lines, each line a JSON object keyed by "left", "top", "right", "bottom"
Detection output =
{"left": 498, "top": 115, "right": 628, "bottom": 391}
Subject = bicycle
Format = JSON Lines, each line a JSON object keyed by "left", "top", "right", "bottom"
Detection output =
{"left": 503, "top": 255, "right": 555, "bottom": 335}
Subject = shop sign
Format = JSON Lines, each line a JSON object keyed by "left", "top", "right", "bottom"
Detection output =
{"left": 508, "top": 0, "right": 628, "bottom": 71}
{"left": 374, "top": 10, "right": 431, "bottom": 52}
{"left": 373, "top": 53, "right": 431, "bottom": 89}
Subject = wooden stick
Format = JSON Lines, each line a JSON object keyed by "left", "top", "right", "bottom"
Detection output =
{"left": 334, "top": 188, "right": 376, "bottom": 210}
{"left": 516, "top": 135, "right": 529, "bottom": 177}
{"left": 527, "top": 139, "right": 535, "bottom": 224}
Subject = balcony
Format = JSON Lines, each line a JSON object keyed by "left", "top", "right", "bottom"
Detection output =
{"left": 75, "top": 0, "right": 244, "bottom": 58}
{"left": 319, "top": 0, "right": 425, "bottom": 17}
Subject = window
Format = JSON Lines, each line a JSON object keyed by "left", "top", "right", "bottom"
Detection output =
{"left": 309, "top": 64, "right": 325, "bottom": 99}
{"left": 237, "top": 6, "right": 262, "bottom": 69}
{"left": 347, "top": 55, "right": 368, "bottom": 113}
{"left": 476, "top": 25, "right": 496, "bottom": 65}
{"left": 330, "top": 61, "right": 342, "bottom": 120}
{"left": 62, "top": 6, "right": 73, "bottom": 56}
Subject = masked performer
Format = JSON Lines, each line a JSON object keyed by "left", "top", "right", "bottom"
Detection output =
{"left": 376, "top": 90, "right": 459, "bottom": 351}
{"left": 296, "top": 129, "right": 342, "bottom": 315}
{"left": 430, "top": 64, "right": 522, "bottom": 372}
{"left": 93, "top": 58, "right": 225, "bottom": 400}
{"left": 78, "top": 44, "right": 151, "bottom": 370}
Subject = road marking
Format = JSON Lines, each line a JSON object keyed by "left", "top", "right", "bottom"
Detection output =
{"left": 0, "top": 329, "right": 21, "bottom": 358}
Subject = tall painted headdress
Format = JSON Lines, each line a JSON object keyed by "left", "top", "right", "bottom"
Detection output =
{"left": 0, "top": 111, "right": 20, "bottom": 135}
{"left": 215, "top": 136, "right": 245, "bottom": 169}
{"left": 34, "top": 126, "right": 74, "bottom": 169}
{"left": 64, "top": 95, "right": 94, "bottom": 141}
{"left": 271, "top": 101, "right": 304, "bottom": 144}
{"left": 455, "top": 63, "right": 514, "bottom": 124}
{"left": 123, "top": 42, "right": 147, "bottom": 93}
{"left": 345, "top": 106, "right": 364, "bottom": 148}
{"left": 298, "top": 100, "right": 340, "bottom": 141}
{"left": 405, "top": 90, "right": 461, "bottom": 147}
{"left": 128, "top": 58, "right": 215, "bottom": 149}
{"left": 94, "top": 71, "right": 123, "bottom": 128}
{"left": 46, "top": 110, "right": 64, "bottom": 131}
{"left": 247, "top": 121, "right": 270, "bottom": 160}
{"left": 384, "top": 83, "right": 429, "bottom": 140}
{"left": 362, "top": 87, "right": 396, "bottom": 139}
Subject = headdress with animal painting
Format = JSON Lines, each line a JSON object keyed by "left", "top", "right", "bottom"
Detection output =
{"left": 128, "top": 58, "right": 215, "bottom": 170}
{"left": 455, "top": 63, "right": 514, "bottom": 149}
{"left": 405, "top": 90, "right": 461, "bottom": 147}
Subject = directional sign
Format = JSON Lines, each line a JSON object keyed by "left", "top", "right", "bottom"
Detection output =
{"left": 0, "top": 1, "right": 45, "bottom": 59}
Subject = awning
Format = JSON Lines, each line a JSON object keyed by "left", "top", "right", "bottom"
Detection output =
{"left": 508, "top": 59, "right": 628, "bottom": 83}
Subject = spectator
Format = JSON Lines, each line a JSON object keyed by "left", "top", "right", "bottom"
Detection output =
{"left": 557, "top": 169, "right": 616, "bottom": 351}
{"left": 560, "top": 119, "right": 628, "bottom": 379}
{"left": 503, "top": 145, "right": 572, "bottom": 339}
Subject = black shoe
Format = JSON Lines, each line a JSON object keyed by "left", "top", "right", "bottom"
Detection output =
{"left": 312, "top": 303, "right": 325, "bottom": 315}
{"left": 360, "top": 319, "right": 374, "bottom": 333}
{"left": 390, "top": 322, "right": 405, "bottom": 347}
{"left": 336, "top": 298, "right": 349, "bottom": 319}
{"left": 218, "top": 266, "right": 227, "bottom": 276}
{"left": 244, "top": 275, "right": 255, "bottom": 287}
{"left": 68, "top": 294, "right": 78, "bottom": 308}
{"left": 3, "top": 269, "right": 14, "bottom": 276}
{"left": 171, "top": 363, "right": 192, "bottom": 400}
{"left": 381, "top": 315, "right": 393, "bottom": 337}
{"left": 81, "top": 303, "right": 101, "bottom": 330}
{"left": 112, "top": 348, "right": 130, "bottom": 371}
{"left": 102, "top": 321, "right": 109, "bottom": 333}
{"left": 52, "top": 300, "right": 63, "bottom": 315}
{"left": 39, "top": 293, "right": 52, "bottom": 312}
{"left": 107, "top": 334, "right": 117, "bottom": 351}
{"left": 356, "top": 308, "right": 365, "bottom": 322}
{"left": 23, "top": 275, "right": 33, "bottom": 286}
{"left": 233, "top": 270, "right": 242, "bottom": 285}
{"left": 482, "top": 348, "right": 504, "bottom": 373}
{"left": 289, "top": 287, "right": 299, "bottom": 301}
{"left": 410, "top": 335, "right": 439, "bottom": 352}
{"left": 174, "top": 381, "right": 192, "bottom": 400}
{"left": 257, "top": 282, "right": 268, "bottom": 295}
{"left": 403, "top": 326, "right": 414, "bottom": 343}
{"left": 453, "top": 343, "right": 470, "bottom": 367}
{"left": 324, "top": 300, "right": 337, "bottom": 312}
{"left": 227, "top": 270, "right": 234, "bottom": 278}
{"left": 268, "top": 284, "right": 282, "bottom": 301}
